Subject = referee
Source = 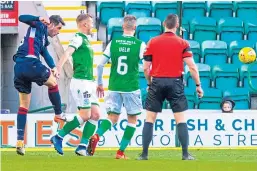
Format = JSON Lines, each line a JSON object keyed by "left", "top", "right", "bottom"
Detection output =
{"left": 138, "top": 14, "right": 204, "bottom": 160}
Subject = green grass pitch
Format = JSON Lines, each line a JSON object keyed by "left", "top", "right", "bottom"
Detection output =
{"left": 1, "top": 148, "right": 257, "bottom": 171}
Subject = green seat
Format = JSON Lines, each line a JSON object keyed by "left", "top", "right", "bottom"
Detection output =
{"left": 207, "top": 1, "right": 234, "bottom": 20}
{"left": 185, "top": 63, "right": 211, "bottom": 90}
{"left": 188, "top": 40, "right": 201, "bottom": 63}
{"left": 182, "top": 19, "right": 190, "bottom": 39}
{"left": 240, "top": 64, "right": 257, "bottom": 93}
{"left": 182, "top": 2, "right": 207, "bottom": 21}
{"left": 218, "top": 17, "right": 244, "bottom": 44}
{"left": 212, "top": 64, "right": 240, "bottom": 90}
{"left": 234, "top": 1, "right": 257, "bottom": 20}
{"left": 229, "top": 40, "right": 255, "bottom": 66}
{"left": 223, "top": 88, "right": 250, "bottom": 109}
{"left": 244, "top": 19, "right": 257, "bottom": 41}
{"left": 184, "top": 87, "right": 196, "bottom": 109}
{"left": 136, "top": 17, "right": 162, "bottom": 43}
{"left": 126, "top": 2, "right": 152, "bottom": 19}
{"left": 107, "top": 18, "right": 123, "bottom": 41}
{"left": 198, "top": 88, "right": 222, "bottom": 109}
{"left": 153, "top": 2, "right": 178, "bottom": 22}
{"left": 97, "top": 1, "right": 125, "bottom": 25}
{"left": 202, "top": 40, "right": 228, "bottom": 67}
{"left": 190, "top": 17, "right": 217, "bottom": 44}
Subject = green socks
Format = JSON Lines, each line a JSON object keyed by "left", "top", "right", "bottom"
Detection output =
{"left": 119, "top": 123, "right": 136, "bottom": 152}
{"left": 80, "top": 119, "right": 97, "bottom": 145}
{"left": 96, "top": 119, "right": 112, "bottom": 136}
{"left": 58, "top": 115, "right": 83, "bottom": 138}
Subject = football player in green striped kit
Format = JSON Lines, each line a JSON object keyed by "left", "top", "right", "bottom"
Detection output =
{"left": 87, "top": 15, "right": 146, "bottom": 159}
{"left": 51, "top": 14, "right": 100, "bottom": 156}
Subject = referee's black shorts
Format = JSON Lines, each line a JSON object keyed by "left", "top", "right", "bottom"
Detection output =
{"left": 145, "top": 77, "right": 188, "bottom": 113}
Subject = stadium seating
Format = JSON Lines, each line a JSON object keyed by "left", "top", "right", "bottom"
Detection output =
{"left": 234, "top": 1, "right": 257, "bottom": 20}
{"left": 152, "top": 2, "right": 178, "bottom": 22}
{"left": 184, "top": 87, "right": 196, "bottom": 109}
{"left": 185, "top": 63, "right": 211, "bottom": 90}
{"left": 240, "top": 64, "right": 257, "bottom": 93}
{"left": 202, "top": 40, "right": 228, "bottom": 67}
{"left": 136, "top": 17, "right": 162, "bottom": 43}
{"left": 198, "top": 88, "right": 222, "bottom": 109}
{"left": 97, "top": 1, "right": 125, "bottom": 25}
{"left": 188, "top": 40, "right": 201, "bottom": 63}
{"left": 229, "top": 40, "right": 255, "bottom": 66}
{"left": 182, "top": 2, "right": 207, "bottom": 21}
{"left": 182, "top": 19, "right": 190, "bottom": 40}
{"left": 207, "top": 1, "right": 234, "bottom": 20}
{"left": 107, "top": 18, "right": 123, "bottom": 41}
{"left": 212, "top": 64, "right": 239, "bottom": 90}
{"left": 223, "top": 88, "right": 250, "bottom": 109}
{"left": 126, "top": 2, "right": 152, "bottom": 18}
{"left": 244, "top": 20, "right": 257, "bottom": 41}
{"left": 84, "top": 2, "right": 257, "bottom": 110}
{"left": 218, "top": 17, "right": 244, "bottom": 44}
{"left": 190, "top": 17, "right": 217, "bottom": 44}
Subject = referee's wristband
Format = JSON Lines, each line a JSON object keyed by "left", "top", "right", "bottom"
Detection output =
{"left": 196, "top": 83, "right": 201, "bottom": 87}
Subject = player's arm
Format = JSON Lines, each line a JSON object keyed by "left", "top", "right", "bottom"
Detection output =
{"left": 57, "top": 34, "right": 82, "bottom": 72}
{"left": 57, "top": 47, "right": 75, "bottom": 72}
{"left": 19, "top": 15, "right": 49, "bottom": 27}
{"left": 97, "top": 41, "right": 111, "bottom": 86}
{"left": 41, "top": 47, "right": 59, "bottom": 77}
{"left": 41, "top": 47, "right": 56, "bottom": 69}
{"left": 143, "top": 40, "right": 153, "bottom": 85}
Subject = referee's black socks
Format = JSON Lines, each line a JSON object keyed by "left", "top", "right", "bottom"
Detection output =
{"left": 177, "top": 123, "right": 189, "bottom": 156}
{"left": 142, "top": 122, "right": 154, "bottom": 156}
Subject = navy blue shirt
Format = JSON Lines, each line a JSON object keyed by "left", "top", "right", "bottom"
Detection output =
{"left": 13, "top": 15, "right": 55, "bottom": 69}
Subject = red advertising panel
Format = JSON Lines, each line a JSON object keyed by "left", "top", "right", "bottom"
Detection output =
{"left": 0, "top": 1, "right": 19, "bottom": 26}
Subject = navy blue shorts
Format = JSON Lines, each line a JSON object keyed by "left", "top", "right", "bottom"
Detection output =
{"left": 14, "top": 58, "right": 51, "bottom": 94}
{"left": 145, "top": 77, "right": 188, "bottom": 113}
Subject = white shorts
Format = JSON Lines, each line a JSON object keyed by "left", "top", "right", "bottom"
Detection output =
{"left": 70, "top": 78, "right": 98, "bottom": 109}
{"left": 105, "top": 90, "right": 143, "bottom": 115}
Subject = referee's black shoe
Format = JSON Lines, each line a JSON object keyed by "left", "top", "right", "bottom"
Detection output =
{"left": 182, "top": 153, "right": 195, "bottom": 160}
{"left": 137, "top": 153, "right": 148, "bottom": 160}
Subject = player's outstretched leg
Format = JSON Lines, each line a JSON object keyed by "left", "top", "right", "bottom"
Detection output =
{"left": 16, "top": 93, "right": 31, "bottom": 156}
{"left": 51, "top": 114, "right": 84, "bottom": 155}
{"left": 87, "top": 116, "right": 115, "bottom": 156}
{"left": 116, "top": 115, "right": 137, "bottom": 159}
{"left": 44, "top": 72, "right": 66, "bottom": 123}
{"left": 175, "top": 112, "right": 195, "bottom": 160}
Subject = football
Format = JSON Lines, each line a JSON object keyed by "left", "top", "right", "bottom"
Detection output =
{"left": 238, "top": 47, "right": 256, "bottom": 64}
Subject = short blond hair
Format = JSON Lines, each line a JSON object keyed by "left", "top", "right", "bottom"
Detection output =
{"left": 76, "top": 14, "right": 92, "bottom": 24}
{"left": 123, "top": 15, "right": 137, "bottom": 30}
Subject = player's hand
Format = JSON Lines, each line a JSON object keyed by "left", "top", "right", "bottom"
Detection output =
{"left": 196, "top": 86, "right": 204, "bottom": 98}
{"left": 97, "top": 85, "right": 104, "bottom": 98}
{"left": 39, "top": 17, "right": 50, "bottom": 26}
{"left": 51, "top": 67, "right": 59, "bottom": 79}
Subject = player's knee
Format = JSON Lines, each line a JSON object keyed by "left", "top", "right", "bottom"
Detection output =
{"left": 146, "top": 111, "right": 157, "bottom": 123}
{"left": 128, "top": 115, "right": 137, "bottom": 124}
{"left": 90, "top": 112, "right": 100, "bottom": 121}
{"left": 108, "top": 114, "right": 119, "bottom": 124}
{"left": 174, "top": 112, "right": 185, "bottom": 124}
{"left": 79, "top": 109, "right": 91, "bottom": 121}
{"left": 45, "top": 74, "right": 57, "bottom": 87}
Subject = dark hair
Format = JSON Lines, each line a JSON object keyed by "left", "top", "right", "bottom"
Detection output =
{"left": 164, "top": 14, "right": 178, "bottom": 29}
{"left": 49, "top": 15, "right": 65, "bottom": 26}
{"left": 76, "top": 14, "right": 92, "bottom": 24}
